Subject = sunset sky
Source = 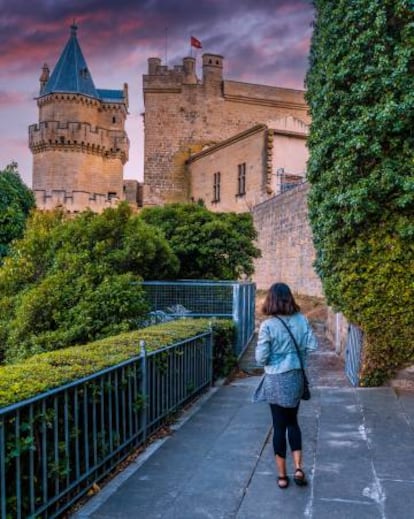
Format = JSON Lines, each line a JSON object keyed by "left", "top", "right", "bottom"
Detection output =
{"left": 0, "top": 0, "right": 314, "bottom": 186}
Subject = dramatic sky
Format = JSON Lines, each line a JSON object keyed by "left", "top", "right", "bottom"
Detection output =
{"left": 0, "top": 0, "right": 314, "bottom": 186}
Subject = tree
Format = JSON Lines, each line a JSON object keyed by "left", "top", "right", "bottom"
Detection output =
{"left": 0, "top": 162, "right": 35, "bottom": 261}
{"left": 139, "top": 203, "right": 261, "bottom": 280}
{"left": 305, "top": 0, "right": 414, "bottom": 384}
{"left": 0, "top": 203, "right": 179, "bottom": 362}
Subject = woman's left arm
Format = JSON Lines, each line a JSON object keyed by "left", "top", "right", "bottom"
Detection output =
{"left": 304, "top": 317, "right": 318, "bottom": 352}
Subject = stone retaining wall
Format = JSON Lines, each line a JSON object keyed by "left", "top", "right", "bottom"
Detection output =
{"left": 252, "top": 182, "right": 322, "bottom": 297}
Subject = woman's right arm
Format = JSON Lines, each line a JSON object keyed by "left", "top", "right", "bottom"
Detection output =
{"left": 255, "top": 322, "right": 271, "bottom": 366}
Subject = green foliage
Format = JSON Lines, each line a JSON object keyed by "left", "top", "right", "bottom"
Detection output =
{"left": 305, "top": 0, "right": 414, "bottom": 384}
{"left": 139, "top": 203, "right": 261, "bottom": 279}
{"left": 211, "top": 320, "right": 237, "bottom": 379}
{"left": 0, "top": 162, "right": 35, "bottom": 261}
{"left": 0, "top": 203, "right": 179, "bottom": 362}
{"left": 0, "top": 318, "right": 234, "bottom": 407}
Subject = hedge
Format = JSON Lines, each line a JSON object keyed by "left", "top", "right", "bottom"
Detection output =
{"left": 305, "top": 0, "right": 414, "bottom": 385}
{"left": 0, "top": 318, "right": 236, "bottom": 408}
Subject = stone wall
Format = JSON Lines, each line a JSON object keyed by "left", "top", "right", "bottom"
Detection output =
{"left": 188, "top": 117, "right": 309, "bottom": 212}
{"left": 189, "top": 125, "right": 267, "bottom": 212}
{"left": 252, "top": 182, "right": 323, "bottom": 297}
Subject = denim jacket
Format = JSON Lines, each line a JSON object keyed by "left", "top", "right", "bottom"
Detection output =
{"left": 255, "top": 313, "right": 318, "bottom": 374}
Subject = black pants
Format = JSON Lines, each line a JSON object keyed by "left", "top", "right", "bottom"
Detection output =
{"left": 269, "top": 403, "right": 302, "bottom": 458}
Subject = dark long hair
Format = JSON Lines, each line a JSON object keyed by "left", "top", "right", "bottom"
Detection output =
{"left": 262, "top": 282, "right": 300, "bottom": 316}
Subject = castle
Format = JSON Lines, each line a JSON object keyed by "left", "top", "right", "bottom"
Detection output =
{"left": 30, "top": 25, "right": 309, "bottom": 213}
{"left": 29, "top": 24, "right": 135, "bottom": 213}
{"left": 28, "top": 23, "right": 317, "bottom": 296}
{"left": 28, "top": 25, "right": 347, "bottom": 353}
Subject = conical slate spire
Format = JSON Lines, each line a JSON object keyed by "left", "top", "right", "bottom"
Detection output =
{"left": 40, "top": 24, "right": 99, "bottom": 98}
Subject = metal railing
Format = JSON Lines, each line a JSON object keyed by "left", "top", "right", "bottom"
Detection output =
{"left": 0, "top": 331, "right": 212, "bottom": 519}
{"left": 345, "top": 324, "right": 364, "bottom": 387}
{"left": 142, "top": 281, "right": 256, "bottom": 357}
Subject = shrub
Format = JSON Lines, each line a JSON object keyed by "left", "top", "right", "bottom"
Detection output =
{"left": 0, "top": 203, "right": 178, "bottom": 362}
{"left": 139, "top": 203, "right": 261, "bottom": 279}
{"left": 0, "top": 162, "right": 35, "bottom": 261}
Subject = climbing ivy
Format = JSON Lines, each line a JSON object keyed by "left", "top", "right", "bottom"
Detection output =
{"left": 305, "top": 0, "right": 414, "bottom": 385}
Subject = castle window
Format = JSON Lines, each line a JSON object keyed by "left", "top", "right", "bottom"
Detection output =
{"left": 79, "top": 67, "right": 89, "bottom": 79}
{"left": 212, "top": 172, "right": 221, "bottom": 203}
{"left": 112, "top": 116, "right": 116, "bottom": 124}
{"left": 108, "top": 192, "right": 117, "bottom": 200}
{"left": 60, "top": 136, "right": 65, "bottom": 144}
{"left": 237, "top": 163, "right": 246, "bottom": 196}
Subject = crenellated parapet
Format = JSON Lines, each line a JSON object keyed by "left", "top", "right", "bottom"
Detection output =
{"left": 143, "top": 53, "right": 223, "bottom": 93}
{"left": 33, "top": 189, "right": 121, "bottom": 213}
{"left": 29, "top": 121, "right": 129, "bottom": 164}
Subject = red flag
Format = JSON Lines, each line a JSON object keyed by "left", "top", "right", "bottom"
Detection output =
{"left": 190, "top": 36, "right": 202, "bottom": 49}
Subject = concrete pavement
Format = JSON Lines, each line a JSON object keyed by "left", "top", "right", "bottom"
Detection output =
{"left": 72, "top": 378, "right": 414, "bottom": 518}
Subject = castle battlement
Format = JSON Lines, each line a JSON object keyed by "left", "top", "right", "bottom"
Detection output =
{"left": 34, "top": 189, "right": 120, "bottom": 213}
{"left": 144, "top": 53, "right": 224, "bottom": 92}
{"left": 29, "top": 121, "right": 129, "bottom": 163}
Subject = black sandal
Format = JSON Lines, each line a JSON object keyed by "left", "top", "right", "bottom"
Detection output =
{"left": 277, "top": 476, "right": 290, "bottom": 489}
{"left": 293, "top": 468, "right": 307, "bottom": 486}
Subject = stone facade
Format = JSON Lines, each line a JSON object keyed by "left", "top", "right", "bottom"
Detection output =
{"left": 252, "top": 182, "right": 323, "bottom": 297}
{"left": 143, "top": 54, "right": 309, "bottom": 206}
{"left": 188, "top": 117, "right": 308, "bottom": 213}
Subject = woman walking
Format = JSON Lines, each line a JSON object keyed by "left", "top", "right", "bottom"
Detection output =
{"left": 253, "top": 282, "right": 318, "bottom": 489}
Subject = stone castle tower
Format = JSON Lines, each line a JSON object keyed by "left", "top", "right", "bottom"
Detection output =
{"left": 143, "top": 53, "right": 309, "bottom": 205}
{"left": 29, "top": 24, "right": 130, "bottom": 212}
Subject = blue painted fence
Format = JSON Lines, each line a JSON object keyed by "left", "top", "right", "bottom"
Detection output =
{"left": 0, "top": 332, "right": 212, "bottom": 519}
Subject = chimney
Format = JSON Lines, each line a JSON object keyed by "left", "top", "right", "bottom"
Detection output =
{"left": 39, "top": 63, "right": 50, "bottom": 94}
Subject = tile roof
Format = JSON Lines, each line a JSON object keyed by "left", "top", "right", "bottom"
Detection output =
{"left": 97, "top": 89, "right": 125, "bottom": 102}
{"left": 40, "top": 24, "right": 124, "bottom": 104}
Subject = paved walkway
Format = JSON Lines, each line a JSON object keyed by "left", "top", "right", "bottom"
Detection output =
{"left": 72, "top": 328, "right": 414, "bottom": 519}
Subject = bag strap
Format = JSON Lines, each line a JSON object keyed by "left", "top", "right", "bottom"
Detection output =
{"left": 274, "top": 316, "right": 306, "bottom": 373}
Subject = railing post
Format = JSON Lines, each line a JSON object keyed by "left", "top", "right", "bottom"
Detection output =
{"left": 140, "top": 340, "right": 148, "bottom": 442}
{"left": 232, "top": 283, "right": 241, "bottom": 356}
{"left": 0, "top": 418, "right": 6, "bottom": 519}
{"left": 208, "top": 325, "right": 214, "bottom": 386}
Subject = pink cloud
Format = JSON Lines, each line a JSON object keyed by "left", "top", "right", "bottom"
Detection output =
{"left": 0, "top": 91, "right": 27, "bottom": 106}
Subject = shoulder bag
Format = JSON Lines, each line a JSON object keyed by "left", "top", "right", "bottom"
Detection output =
{"left": 275, "top": 316, "right": 311, "bottom": 400}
